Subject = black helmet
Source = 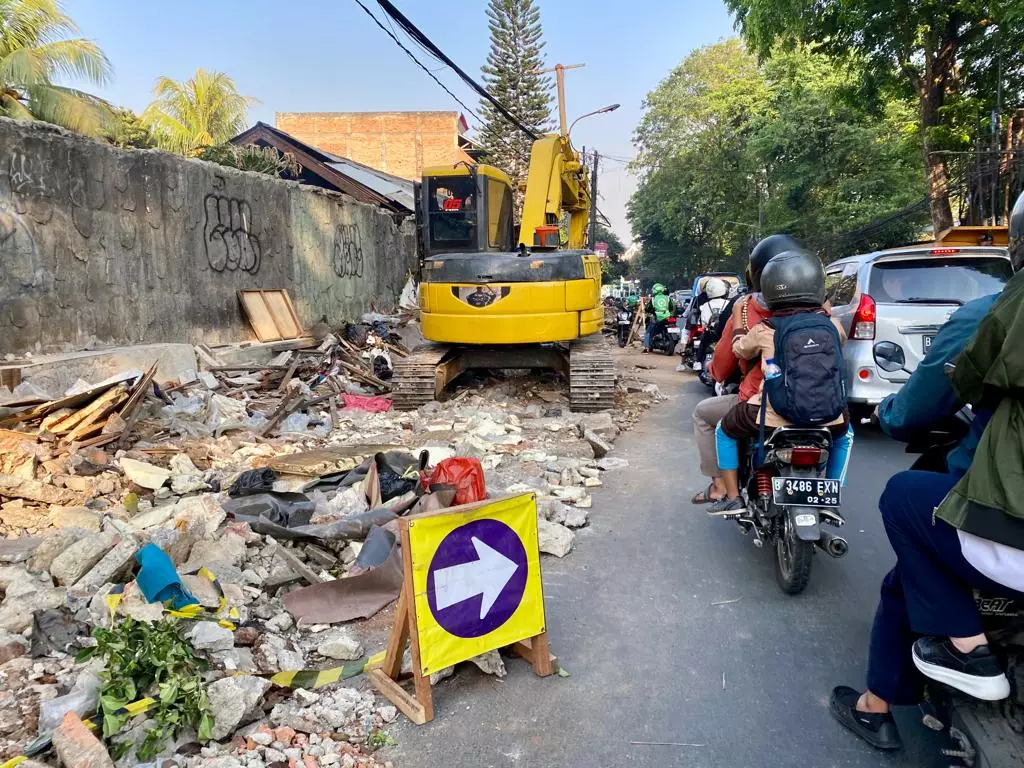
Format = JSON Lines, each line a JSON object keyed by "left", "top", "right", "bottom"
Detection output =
{"left": 761, "top": 250, "right": 826, "bottom": 309}
{"left": 1010, "top": 189, "right": 1024, "bottom": 271}
{"left": 748, "top": 234, "right": 803, "bottom": 292}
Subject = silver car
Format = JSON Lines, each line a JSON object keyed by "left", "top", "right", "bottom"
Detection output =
{"left": 825, "top": 244, "right": 1013, "bottom": 414}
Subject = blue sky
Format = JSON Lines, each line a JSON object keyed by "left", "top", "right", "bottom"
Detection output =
{"left": 63, "top": 0, "right": 735, "bottom": 242}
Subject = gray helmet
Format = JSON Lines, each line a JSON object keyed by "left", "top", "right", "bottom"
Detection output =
{"left": 1010, "top": 189, "right": 1024, "bottom": 271}
{"left": 761, "top": 250, "right": 826, "bottom": 309}
{"left": 748, "top": 234, "right": 802, "bottom": 292}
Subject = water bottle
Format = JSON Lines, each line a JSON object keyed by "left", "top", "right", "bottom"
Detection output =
{"left": 764, "top": 357, "right": 782, "bottom": 380}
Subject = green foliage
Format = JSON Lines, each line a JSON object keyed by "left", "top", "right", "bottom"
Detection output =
{"left": 78, "top": 618, "right": 213, "bottom": 761}
{"left": 142, "top": 69, "right": 254, "bottom": 156}
{"left": 629, "top": 41, "right": 927, "bottom": 282}
{"left": 0, "top": 0, "right": 114, "bottom": 135}
{"left": 367, "top": 730, "right": 396, "bottom": 749}
{"left": 106, "top": 106, "right": 154, "bottom": 149}
{"left": 199, "top": 143, "right": 302, "bottom": 177}
{"left": 477, "top": 0, "right": 553, "bottom": 207}
{"left": 725, "top": 0, "right": 1024, "bottom": 230}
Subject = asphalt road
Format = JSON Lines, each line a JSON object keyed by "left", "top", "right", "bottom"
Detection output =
{"left": 385, "top": 352, "right": 951, "bottom": 767}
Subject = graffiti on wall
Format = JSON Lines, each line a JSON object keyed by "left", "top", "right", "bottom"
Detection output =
{"left": 332, "top": 223, "right": 364, "bottom": 279}
{"left": 9, "top": 150, "right": 48, "bottom": 200}
{"left": 204, "top": 194, "right": 262, "bottom": 273}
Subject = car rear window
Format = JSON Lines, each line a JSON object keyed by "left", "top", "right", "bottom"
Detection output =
{"left": 868, "top": 256, "right": 1012, "bottom": 305}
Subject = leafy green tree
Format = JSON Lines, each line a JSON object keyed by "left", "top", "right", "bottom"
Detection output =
{"left": 106, "top": 107, "right": 154, "bottom": 149}
{"left": 0, "top": 0, "right": 113, "bottom": 136}
{"left": 142, "top": 69, "right": 253, "bottom": 156}
{"left": 725, "top": 0, "right": 1024, "bottom": 234}
{"left": 199, "top": 143, "right": 301, "bottom": 177}
{"left": 629, "top": 41, "right": 926, "bottom": 277}
{"left": 477, "top": 0, "right": 553, "bottom": 210}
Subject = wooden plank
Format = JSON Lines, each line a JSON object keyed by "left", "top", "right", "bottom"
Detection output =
{"left": 49, "top": 386, "right": 128, "bottom": 435}
{"left": 115, "top": 364, "right": 159, "bottom": 451}
{"left": 367, "top": 669, "right": 429, "bottom": 725}
{"left": 261, "top": 290, "right": 301, "bottom": 339}
{"left": 60, "top": 387, "right": 129, "bottom": 441}
{"left": 400, "top": 520, "right": 434, "bottom": 722}
{"left": 279, "top": 291, "right": 304, "bottom": 338}
{"left": 276, "top": 355, "right": 300, "bottom": 393}
{"left": 380, "top": 590, "right": 410, "bottom": 680}
{"left": 0, "top": 380, "right": 121, "bottom": 427}
{"left": 238, "top": 290, "right": 282, "bottom": 342}
{"left": 274, "top": 545, "right": 324, "bottom": 586}
{"left": 511, "top": 633, "right": 557, "bottom": 677}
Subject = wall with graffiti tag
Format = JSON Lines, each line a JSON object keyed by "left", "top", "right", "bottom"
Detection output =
{"left": 0, "top": 118, "right": 416, "bottom": 355}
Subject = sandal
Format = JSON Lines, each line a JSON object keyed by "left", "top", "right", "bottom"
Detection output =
{"left": 691, "top": 483, "right": 724, "bottom": 505}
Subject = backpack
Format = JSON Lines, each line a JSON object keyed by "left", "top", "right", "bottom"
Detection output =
{"left": 763, "top": 312, "right": 847, "bottom": 426}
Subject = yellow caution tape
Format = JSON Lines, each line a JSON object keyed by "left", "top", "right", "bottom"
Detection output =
{"left": 105, "top": 566, "right": 240, "bottom": 629}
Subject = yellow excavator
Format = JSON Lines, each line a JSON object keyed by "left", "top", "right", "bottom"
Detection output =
{"left": 392, "top": 126, "right": 613, "bottom": 412}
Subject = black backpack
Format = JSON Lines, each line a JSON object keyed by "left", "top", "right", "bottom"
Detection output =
{"left": 763, "top": 312, "right": 846, "bottom": 426}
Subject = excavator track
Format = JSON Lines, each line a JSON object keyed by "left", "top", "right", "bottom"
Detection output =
{"left": 391, "top": 344, "right": 450, "bottom": 411}
{"left": 567, "top": 334, "right": 616, "bottom": 413}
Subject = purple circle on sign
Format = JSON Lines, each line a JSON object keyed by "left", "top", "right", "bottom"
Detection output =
{"left": 426, "top": 518, "right": 528, "bottom": 638}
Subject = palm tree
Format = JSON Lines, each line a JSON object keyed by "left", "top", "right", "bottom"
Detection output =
{"left": 0, "top": 0, "right": 113, "bottom": 136}
{"left": 142, "top": 69, "right": 254, "bottom": 156}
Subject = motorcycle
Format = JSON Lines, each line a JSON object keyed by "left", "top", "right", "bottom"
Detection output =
{"left": 648, "top": 316, "right": 681, "bottom": 355}
{"left": 615, "top": 302, "right": 634, "bottom": 348}
{"left": 715, "top": 425, "right": 846, "bottom": 594}
{"left": 899, "top": 409, "right": 1024, "bottom": 766}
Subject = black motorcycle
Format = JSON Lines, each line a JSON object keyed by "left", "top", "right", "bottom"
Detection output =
{"left": 647, "top": 316, "right": 681, "bottom": 355}
{"left": 715, "top": 426, "right": 846, "bottom": 594}
{"left": 900, "top": 410, "right": 1024, "bottom": 766}
{"left": 615, "top": 302, "right": 634, "bottom": 347}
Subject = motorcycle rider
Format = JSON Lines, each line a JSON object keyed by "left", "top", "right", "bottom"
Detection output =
{"left": 830, "top": 191, "right": 1024, "bottom": 751}
{"left": 642, "top": 283, "right": 675, "bottom": 353}
{"left": 709, "top": 249, "right": 852, "bottom": 514}
{"left": 691, "top": 235, "right": 798, "bottom": 505}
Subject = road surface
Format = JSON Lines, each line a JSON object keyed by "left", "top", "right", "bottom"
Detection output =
{"left": 384, "top": 350, "right": 951, "bottom": 767}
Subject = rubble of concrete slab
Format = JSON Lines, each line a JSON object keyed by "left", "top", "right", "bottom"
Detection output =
{"left": 0, "top": 322, "right": 661, "bottom": 768}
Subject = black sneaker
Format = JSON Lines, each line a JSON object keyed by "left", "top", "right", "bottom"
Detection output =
{"left": 912, "top": 638, "right": 1010, "bottom": 701}
{"left": 829, "top": 686, "right": 902, "bottom": 751}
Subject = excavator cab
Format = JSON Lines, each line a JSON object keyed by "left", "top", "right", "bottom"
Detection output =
{"left": 422, "top": 166, "right": 516, "bottom": 256}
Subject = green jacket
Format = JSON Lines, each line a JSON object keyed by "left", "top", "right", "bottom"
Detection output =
{"left": 936, "top": 269, "right": 1024, "bottom": 549}
{"left": 651, "top": 293, "right": 672, "bottom": 321}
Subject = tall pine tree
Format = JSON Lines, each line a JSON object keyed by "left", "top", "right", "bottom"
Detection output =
{"left": 478, "top": 0, "right": 553, "bottom": 214}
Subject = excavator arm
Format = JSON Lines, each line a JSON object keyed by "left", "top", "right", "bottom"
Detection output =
{"left": 518, "top": 134, "right": 591, "bottom": 250}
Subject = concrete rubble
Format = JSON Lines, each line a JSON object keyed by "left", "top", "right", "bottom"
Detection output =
{"left": 0, "top": 323, "right": 661, "bottom": 768}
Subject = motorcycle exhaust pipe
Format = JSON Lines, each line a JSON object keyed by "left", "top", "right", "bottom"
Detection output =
{"left": 817, "top": 530, "right": 849, "bottom": 558}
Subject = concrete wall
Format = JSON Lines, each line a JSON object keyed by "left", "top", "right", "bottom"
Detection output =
{"left": 0, "top": 118, "right": 416, "bottom": 356}
{"left": 276, "top": 111, "right": 472, "bottom": 181}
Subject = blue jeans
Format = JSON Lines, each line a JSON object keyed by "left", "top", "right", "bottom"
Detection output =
{"left": 866, "top": 470, "right": 1023, "bottom": 704}
{"left": 714, "top": 423, "right": 854, "bottom": 485}
{"left": 644, "top": 319, "right": 666, "bottom": 349}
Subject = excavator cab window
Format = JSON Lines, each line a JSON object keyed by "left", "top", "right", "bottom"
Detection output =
{"left": 427, "top": 177, "right": 477, "bottom": 253}
{"left": 486, "top": 178, "right": 514, "bottom": 251}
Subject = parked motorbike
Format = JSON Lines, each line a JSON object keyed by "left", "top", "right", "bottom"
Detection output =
{"left": 648, "top": 316, "right": 681, "bottom": 355}
{"left": 615, "top": 302, "right": 634, "bottom": 347}
{"left": 715, "top": 426, "right": 846, "bottom": 594}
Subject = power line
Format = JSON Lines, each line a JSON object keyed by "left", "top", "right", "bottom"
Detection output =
{"left": 350, "top": 0, "right": 487, "bottom": 129}
{"left": 373, "top": 0, "right": 540, "bottom": 141}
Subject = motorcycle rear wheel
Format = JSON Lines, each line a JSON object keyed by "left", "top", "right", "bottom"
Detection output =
{"left": 774, "top": 515, "right": 813, "bottom": 594}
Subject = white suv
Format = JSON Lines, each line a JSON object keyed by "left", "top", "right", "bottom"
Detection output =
{"left": 825, "top": 244, "right": 1012, "bottom": 415}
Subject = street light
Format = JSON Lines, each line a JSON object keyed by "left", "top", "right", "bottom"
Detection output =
{"left": 568, "top": 103, "right": 620, "bottom": 136}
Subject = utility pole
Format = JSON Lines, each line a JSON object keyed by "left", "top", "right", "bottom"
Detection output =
{"left": 589, "top": 150, "right": 600, "bottom": 249}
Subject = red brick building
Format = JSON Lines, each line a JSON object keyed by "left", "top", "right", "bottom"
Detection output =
{"left": 275, "top": 111, "right": 479, "bottom": 182}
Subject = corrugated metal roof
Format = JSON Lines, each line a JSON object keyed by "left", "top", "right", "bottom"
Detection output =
{"left": 324, "top": 158, "right": 415, "bottom": 211}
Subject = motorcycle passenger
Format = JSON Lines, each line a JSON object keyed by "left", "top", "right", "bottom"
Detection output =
{"left": 830, "top": 191, "right": 1024, "bottom": 752}
{"left": 698, "top": 277, "right": 730, "bottom": 329}
{"left": 709, "top": 250, "right": 853, "bottom": 515}
{"left": 691, "top": 235, "right": 798, "bottom": 505}
{"left": 642, "top": 283, "right": 674, "bottom": 353}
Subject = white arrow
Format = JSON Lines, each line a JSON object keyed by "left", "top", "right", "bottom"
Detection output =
{"left": 433, "top": 537, "right": 519, "bottom": 620}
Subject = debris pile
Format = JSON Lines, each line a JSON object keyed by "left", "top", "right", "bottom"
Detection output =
{"left": 0, "top": 338, "right": 660, "bottom": 768}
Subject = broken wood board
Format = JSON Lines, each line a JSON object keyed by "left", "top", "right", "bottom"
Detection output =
{"left": 238, "top": 290, "right": 303, "bottom": 342}
{"left": 50, "top": 385, "right": 129, "bottom": 437}
{"left": 266, "top": 445, "right": 403, "bottom": 477}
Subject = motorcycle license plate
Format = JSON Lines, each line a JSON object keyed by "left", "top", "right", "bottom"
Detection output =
{"left": 923, "top": 334, "right": 935, "bottom": 354}
{"left": 668, "top": 327, "right": 681, "bottom": 336}
{"left": 771, "top": 477, "right": 841, "bottom": 508}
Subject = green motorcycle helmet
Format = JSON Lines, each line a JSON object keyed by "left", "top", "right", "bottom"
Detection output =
{"left": 626, "top": 295, "right": 639, "bottom": 308}
{"left": 652, "top": 283, "right": 666, "bottom": 295}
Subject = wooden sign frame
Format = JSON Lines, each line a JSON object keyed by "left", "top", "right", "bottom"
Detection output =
{"left": 368, "top": 506, "right": 556, "bottom": 725}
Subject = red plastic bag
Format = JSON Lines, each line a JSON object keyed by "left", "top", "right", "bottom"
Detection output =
{"left": 341, "top": 394, "right": 392, "bottom": 413}
{"left": 425, "top": 457, "right": 487, "bottom": 505}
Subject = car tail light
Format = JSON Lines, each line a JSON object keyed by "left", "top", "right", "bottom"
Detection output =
{"left": 852, "top": 294, "right": 876, "bottom": 340}
{"left": 667, "top": 317, "right": 677, "bottom": 326}
{"left": 790, "top": 447, "right": 823, "bottom": 467}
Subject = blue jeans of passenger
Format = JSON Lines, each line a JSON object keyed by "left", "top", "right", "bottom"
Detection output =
{"left": 866, "top": 470, "right": 1024, "bottom": 705}
{"left": 714, "top": 423, "right": 854, "bottom": 485}
{"left": 645, "top": 319, "right": 666, "bottom": 350}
